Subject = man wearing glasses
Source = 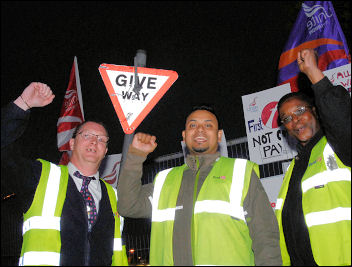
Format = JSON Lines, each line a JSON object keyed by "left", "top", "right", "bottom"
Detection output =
{"left": 275, "top": 48, "right": 351, "bottom": 266}
{"left": 1, "top": 82, "right": 128, "bottom": 265}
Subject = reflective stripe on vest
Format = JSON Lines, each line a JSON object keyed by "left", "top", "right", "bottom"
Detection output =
{"left": 100, "top": 179, "right": 128, "bottom": 267}
{"left": 300, "top": 143, "right": 351, "bottom": 193}
{"left": 152, "top": 168, "right": 174, "bottom": 222}
{"left": 22, "top": 216, "right": 61, "bottom": 235}
{"left": 275, "top": 198, "right": 284, "bottom": 210}
{"left": 22, "top": 162, "right": 62, "bottom": 234}
{"left": 110, "top": 185, "right": 124, "bottom": 244}
{"left": 194, "top": 158, "right": 247, "bottom": 221}
{"left": 305, "top": 207, "right": 351, "bottom": 227}
{"left": 304, "top": 143, "right": 351, "bottom": 228}
{"left": 42, "top": 163, "right": 61, "bottom": 216}
{"left": 301, "top": 168, "right": 351, "bottom": 193}
{"left": 114, "top": 238, "right": 123, "bottom": 251}
{"left": 110, "top": 186, "right": 124, "bottom": 252}
{"left": 20, "top": 161, "right": 63, "bottom": 266}
{"left": 19, "top": 252, "right": 60, "bottom": 266}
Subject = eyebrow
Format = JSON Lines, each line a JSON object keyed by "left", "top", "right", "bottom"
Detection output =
{"left": 81, "top": 130, "right": 108, "bottom": 136}
{"left": 187, "top": 119, "right": 214, "bottom": 125}
{"left": 188, "top": 119, "right": 213, "bottom": 122}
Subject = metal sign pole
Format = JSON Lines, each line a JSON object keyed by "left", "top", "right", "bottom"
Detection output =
{"left": 119, "top": 49, "right": 147, "bottom": 171}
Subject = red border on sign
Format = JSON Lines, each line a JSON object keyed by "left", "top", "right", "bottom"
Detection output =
{"left": 99, "top": 64, "right": 178, "bottom": 134}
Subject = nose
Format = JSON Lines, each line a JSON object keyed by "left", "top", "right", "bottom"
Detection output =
{"left": 291, "top": 113, "right": 300, "bottom": 124}
{"left": 197, "top": 125, "right": 204, "bottom": 132}
{"left": 89, "top": 135, "right": 98, "bottom": 144}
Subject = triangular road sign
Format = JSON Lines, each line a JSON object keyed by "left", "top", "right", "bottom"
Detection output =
{"left": 99, "top": 64, "right": 178, "bottom": 134}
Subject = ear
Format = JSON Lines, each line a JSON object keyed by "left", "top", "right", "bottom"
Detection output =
{"left": 217, "top": 129, "right": 223, "bottom": 143}
{"left": 311, "top": 106, "right": 317, "bottom": 114}
{"left": 182, "top": 130, "right": 186, "bottom": 142}
{"left": 69, "top": 138, "right": 75, "bottom": 151}
{"left": 311, "top": 106, "right": 320, "bottom": 119}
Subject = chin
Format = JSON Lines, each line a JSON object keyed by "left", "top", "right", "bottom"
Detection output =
{"left": 192, "top": 147, "right": 208, "bottom": 153}
{"left": 298, "top": 137, "right": 311, "bottom": 145}
{"left": 298, "top": 134, "right": 313, "bottom": 142}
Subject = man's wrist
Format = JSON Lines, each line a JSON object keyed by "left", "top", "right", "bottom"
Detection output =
{"left": 14, "top": 95, "right": 30, "bottom": 111}
{"left": 20, "top": 95, "right": 31, "bottom": 109}
{"left": 128, "top": 146, "right": 149, "bottom": 158}
{"left": 306, "top": 68, "right": 325, "bottom": 84}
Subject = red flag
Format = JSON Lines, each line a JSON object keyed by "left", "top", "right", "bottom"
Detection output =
{"left": 57, "top": 57, "right": 85, "bottom": 165}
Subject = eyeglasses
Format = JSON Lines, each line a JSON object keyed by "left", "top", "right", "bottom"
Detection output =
{"left": 77, "top": 131, "right": 109, "bottom": 144}
{"left": 280, "top": 106, "right": 310, "bottom": 125}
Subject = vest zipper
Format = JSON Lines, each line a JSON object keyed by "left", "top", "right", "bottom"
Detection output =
{"left": 191, "top": 157, "right": 200, "bottom": 265}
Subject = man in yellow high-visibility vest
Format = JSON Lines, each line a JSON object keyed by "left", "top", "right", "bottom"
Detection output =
{"left": 275, "top": 48, "right": 351, "bottom": 266}
{"left": 117, "top": 104, "right": 282, "bottom": 265}
{"left": 1, "top": 82, "right": 128, "bottom": 266}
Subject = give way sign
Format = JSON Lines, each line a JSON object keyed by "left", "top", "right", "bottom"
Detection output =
{"left": 99, "top": 64, "right": 178, "bottom": 134}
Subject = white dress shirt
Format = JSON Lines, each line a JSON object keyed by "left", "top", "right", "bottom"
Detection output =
{"left": 68, "top": 162, "right": 102, "bottom": 213}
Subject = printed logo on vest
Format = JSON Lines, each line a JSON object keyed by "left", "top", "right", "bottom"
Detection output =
{"left": 308, "top": 156, "right": 322, "bottom": 167}
{"left": 213, "top": 175, "right": 227, "bottom": 180}
{"left": 326, "top": 155, "right": 338, "bottom": 170}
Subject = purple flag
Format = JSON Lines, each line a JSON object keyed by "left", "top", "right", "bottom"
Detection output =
{"left": 277, "top": 1, "right": 350, "bottom": 92}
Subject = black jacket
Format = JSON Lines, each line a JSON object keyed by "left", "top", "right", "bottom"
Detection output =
{"left": 1, "top": 103, "right": 115, "bottom": 265}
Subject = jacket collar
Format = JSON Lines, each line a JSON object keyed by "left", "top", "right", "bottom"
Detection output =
{"left": 185, "top": 152, "right": 221, "bottom": 171}
{"left": 296, "top": 129, "right": 324, "bottom": 155}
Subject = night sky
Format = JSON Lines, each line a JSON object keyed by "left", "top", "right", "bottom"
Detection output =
{"left": 1, "top": 1, "right": 350, "bottom": 163}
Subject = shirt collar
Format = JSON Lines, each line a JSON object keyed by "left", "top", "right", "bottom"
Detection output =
{"left": 68, "top": 162, "right": 99, "bottom": 180}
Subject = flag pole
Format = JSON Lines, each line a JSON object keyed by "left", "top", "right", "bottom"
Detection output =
{"left": 119, "top": 49, "right": 147, "bottom": 171}
{"left": 74, "top": 56, "right": 85, "bottom": 121}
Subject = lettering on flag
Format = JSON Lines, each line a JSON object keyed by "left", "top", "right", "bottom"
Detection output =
{"left": 277, "top": 1, "right": 350, "bottom": 92}
{"left": 99, "top": 64, "right": 178, "bottom": 134}
{"left": 57, "top": 57, "right": 84, "bottom": 165}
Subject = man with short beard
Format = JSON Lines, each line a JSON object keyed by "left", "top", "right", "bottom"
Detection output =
{"left": 117, "top": 105, "right": 282, "bottom": 266}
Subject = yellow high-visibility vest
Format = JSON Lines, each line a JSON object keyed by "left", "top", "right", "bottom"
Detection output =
{"left": 150, "top": 157, "right": 259, "bottom": 266}
{"left": 275, "top": 137, "right": 351, "bottom": 266}
{"left": 19, "top": 159, "right": 128, "bottom": 266}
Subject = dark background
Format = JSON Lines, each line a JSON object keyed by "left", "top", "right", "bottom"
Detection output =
{"left": 1, "top": 1, "right": 351, "bottom": 162}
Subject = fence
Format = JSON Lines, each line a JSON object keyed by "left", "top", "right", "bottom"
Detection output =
{"left": 123, "top": 136, "right": 292, "bottom": 265}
